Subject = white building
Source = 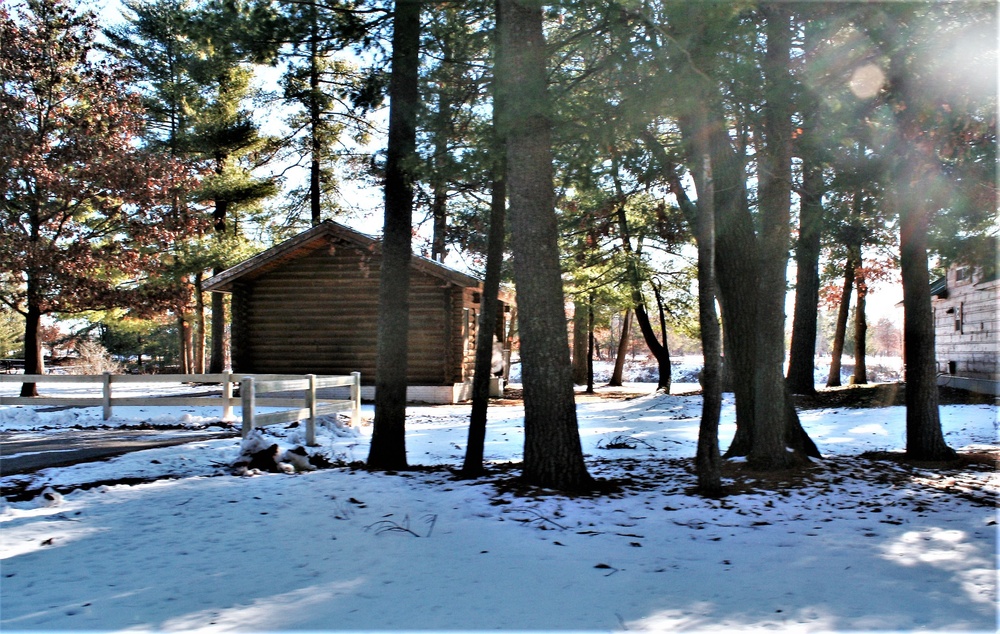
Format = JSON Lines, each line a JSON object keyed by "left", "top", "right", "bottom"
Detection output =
{"left": 931, "top": 262, "right": 999, "bottom": 395}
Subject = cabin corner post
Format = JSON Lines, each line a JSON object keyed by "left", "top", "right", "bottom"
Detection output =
{"left": 241, "top": 376, "right": 255, "bottom": 438}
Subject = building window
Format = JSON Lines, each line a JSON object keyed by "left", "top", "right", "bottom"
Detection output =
{"left": 954, "top": 303, "right": 964, "bottom": 334}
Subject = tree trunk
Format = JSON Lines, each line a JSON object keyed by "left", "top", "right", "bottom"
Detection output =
{"left": 19, "top": 301, "right": 42, "bottom": 397}
{"left": 177, "top": 310, "right": 191, "bottom": 374}
{"left": 430, "top": 89, "right": 452, "bottom": 262}
{"left": 900, "top": 205, "right": 954, "bottom": 459}
{"left": 786, "top": 9, "right": 824, "bottom": 396}
{"left": 586, "top": 296, "right": 595, "bottom": 394}
{"left": 368, "top": 0, "right": 421, "bottom": 471}
{"left": 608, "top": 308, "right": 632, "bottom": 387}
{"left": 873, "top": 11, "right": 956, "bottom": 461}
{"left": 194, "top": 271, "right": 206, "bottom": 374}
{"left": 309, "top": 0, "right": 322, "bottom": 226}
{"left": 571, "top": 299, "right": 588, "bottom": 384}
{"left": 679, "top": 100, "right": 758, "bottom": 456}
{"left": 827, "top": 252, "right": 857, "bottom": 387}
{"left": 461, "top": 50, "right": 507, "bottom": 476}
{"left": 181, "top": 315, "right": 193, "bottom": 374}
{"left": 852, "top": 270, "right": 868, "bottom": 384}
{"left": 652, "top": 280, "right": 673, "bottom": 393}
{"left": 209, "top": 287, "right": 226, "bottom": 373}
{"left": 749, "top": 3, "right": 797, "bottom": 470}
{"left": 498, "top": 0, "right": 591, "bottom": 491}
{"left": 690, "top": 109, "right": 722, "bottom": 496}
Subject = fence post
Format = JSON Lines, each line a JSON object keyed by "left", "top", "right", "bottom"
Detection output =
{"left": 222, "top": 373, "right": 234, "bottom": 422}
{"left": 102, "top": 372, "right": 112, "bottom": 420}
{"left": 350, "top": 371, "right": 361, "bottom": 426}
{"left": 305, "top": 374, "right": 317, "bottom": 446}
{"left": 241, "top": 376, "right": 255, "bottom": 438}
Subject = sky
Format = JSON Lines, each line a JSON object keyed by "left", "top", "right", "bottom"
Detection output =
{"left": 1, "top": 363, "right": 997, "bottom": 632}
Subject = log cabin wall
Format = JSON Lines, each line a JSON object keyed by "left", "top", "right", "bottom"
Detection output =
{"left": 932, "top": 265, "right": 999, "bottom": 381}
{"left": 234, "top": 238, "right": 454, "bottom": 384}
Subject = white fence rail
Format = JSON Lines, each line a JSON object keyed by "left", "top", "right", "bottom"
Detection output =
{"left": 0, "top": 372, "right": 362, "bottom": 446}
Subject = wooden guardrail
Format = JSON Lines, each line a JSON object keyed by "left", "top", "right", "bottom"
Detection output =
{"left": 0, "top": 372, "right": 362, "bottom": 446}
{"left": 240, "top": 373, "right": 361, "bottom": 445}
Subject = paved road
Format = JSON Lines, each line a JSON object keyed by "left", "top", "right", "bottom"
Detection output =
{"left": 0, "top": 429, "right": 237, "bottom": 476}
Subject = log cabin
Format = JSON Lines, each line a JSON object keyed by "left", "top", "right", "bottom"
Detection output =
{"left": 204, "top": 221, "right": 512, "bottom": 403}
{"left": 930, "top": 261, "right": 999, "bottom": 395}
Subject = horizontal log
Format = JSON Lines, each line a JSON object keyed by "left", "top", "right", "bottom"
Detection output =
{"left": 113, "top": 396, "right": 238, "bottom": 407}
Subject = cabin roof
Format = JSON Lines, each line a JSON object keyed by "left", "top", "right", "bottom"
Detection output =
{"left": 930, "top": 276, "right": 949, "bottom": 299}
{"left": 204, "top": 220, "right": 484, "bottom": 292}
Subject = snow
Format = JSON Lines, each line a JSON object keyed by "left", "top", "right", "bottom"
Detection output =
{"left": 0, "top": 377, "right": 997, "bottom": 633}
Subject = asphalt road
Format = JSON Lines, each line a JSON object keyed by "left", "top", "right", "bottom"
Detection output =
{"left": 0, "top": 429, "right": 237, "bottom": 476}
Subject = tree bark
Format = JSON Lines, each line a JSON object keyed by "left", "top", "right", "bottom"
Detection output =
{"left": 19, "top": 301, "right": 42, "bottom": 397}
{"left": 20, "top": 208, "right": 43, "bottom": 396}
{"left": 194, "top": 271, "right": 206, "bottom": 374}
{"left": 571, "top": 299, "right": 588, "bottom": 384}
{"left": 852, "top": 270, "right": 868, "bottom": 384}
{"left": 786, "top": 6, "right": 824, "bottom": 396}
{"left": 309, "top": 0, "right": 322, "bottom": 226}
{"left": 498, "top": 0, "right": 592, "bottom": 491}
{"left": 461, "top": 41, "right": 507, "bottom": 476}
{"left": 690, "top": 109, "right": 723, "bottom": 496}
{"left": 678, "top": 101, "right": 758, "bottom": 456}
{"left": 608, "top": 308, "right": 632, "bottom": 387}
{"left": 209, "top": 287, "right": 226, "bottom": 373}
{"left": 368, "top": 0, "right": 421, "bottom": 470}
{"left": 652, "top": 281, "right": 673, "bottom": 393}
{"left": 585, "top": 296, "right": 595, "bottom": 394}
{"left": 749, "top": 3, "right": 797, "bottom": 470}
{"left": 872, "top": 7, "right": 956, "bottom": 461}
{"left": 899, "top": 199, "right": 954, "bottom": 459}
{"left": 430, "top": 88, "right": 452, "bottom": 262}
{"left": 827, "top": 253, "right": 856, "bottom": 387}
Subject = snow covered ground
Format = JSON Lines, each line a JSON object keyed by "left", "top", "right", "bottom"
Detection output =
{"left": 0, "top": 377, "right": 996, "bottom": 633}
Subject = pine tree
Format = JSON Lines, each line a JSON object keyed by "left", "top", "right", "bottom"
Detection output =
{"left": 498, "top": 0, "right": 592, "bottom": 491}
{"left": 368, "top": 0, "right": 421, "bottom": 471}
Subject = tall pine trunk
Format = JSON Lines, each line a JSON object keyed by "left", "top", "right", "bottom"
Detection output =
{"left": 853, "top": 271, "right": 868, "bottom": 384}
{"left": 498, "top": 0, "right": 591, "bottom": 491}
{"left": 430, "top": 89, "right": 452, "bottom": 262}
{"left": 749, "top": 3, "right": 797, "bottom": 469}
{"left": 785, "top": 9, "right": 824, "bottom": 396}
{"left": 309, "top": 0, "right": 322, "bottom": 226}
{"left": 691, "top": 109, "right": 722, "bottom": 496}
{"left": 877, "top": 11, "right": 955, "bottom": 462}
{"left": 608, "top": 308, "right": 632, "bottom": 387}
{"left": 572, "top": 300, "right": 588, "bottom": 384}
{"left": 194, "top": 271, "right": 206, "bottom": 374}
{"left": 209, "top": 287, "right": 225, "bottom": 373}
{"left": 899, "top": 201, "right": 954, "bottom": 460}
{"left": 826, "top": 252, "right": 857, "bottom": 387}
{"left": 461, "top": 28, "right": 507, "bottom": 476}
{"left": 461, "top": 170, "right": 505, "bottom": 476}
{"left": 680, "top": 105, "right": 757, "bottom": 456}
{"left": 586, "top": 297, "right": 595, "bottom": 394}
{"left": 368, "top": 0, "right": 421, "bottom": 470}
